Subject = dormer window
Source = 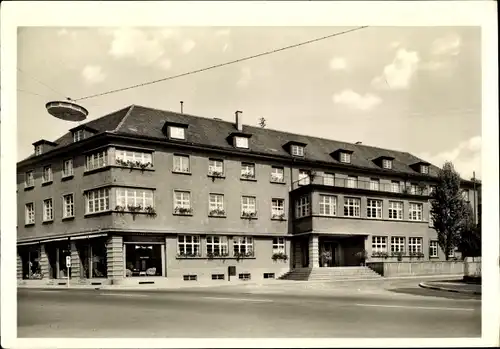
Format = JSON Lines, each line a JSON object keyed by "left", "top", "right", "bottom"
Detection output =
{"left": 169, "top": 126, "right": 185, "bottom": 140}
{"left": 410, "top": 161, "right": 431, "bottom": 175}
{"left": 382, "top": 159, "right": 393, "bottom": 169}
{"left": 235, "top": 136, "right": 249, "bottom": 149}
{"left": 420, "top": 165, "right": 429, "bottom": 174}
{"left": 73, "top": 129, "right": 84, "bottom": 142}
{"left": 340, "top": 152, "right": 351, "bottom": 164}
{"left": 35, "top": 145, "right": 43, "bottom": 156}
{"left": 291, "top": 145, "right": 304, "bottom": 157}
{"left": 162, "top": 121, "right": 189, "bottom": 141}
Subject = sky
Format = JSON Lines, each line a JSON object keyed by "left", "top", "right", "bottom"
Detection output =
{"left": 17, "top": 26, "right": 481, "bottom": 179}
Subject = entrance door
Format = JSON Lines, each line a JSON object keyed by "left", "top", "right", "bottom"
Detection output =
{"left": 320, "top": 241, "right": 336, "bottom": 267}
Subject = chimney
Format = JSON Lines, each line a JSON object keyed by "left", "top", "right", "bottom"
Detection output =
{"left": 180, "top": 101, "right": 184, "bottom": 114}
{"left": 235, "top": 110, "right": 243, "bottom": 131}
{"left": 355, "top": 141, "right": 362, "bottom": 145}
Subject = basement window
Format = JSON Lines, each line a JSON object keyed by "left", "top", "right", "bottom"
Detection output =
{"left": 263, "top": 273, "right": 275, "bottom": 279}
{"left": 239, "top": 273, "right": 251, "bottom": 281}
{"left": 183, "top": 274, "right": 197, "bottom": 281}
{"left": 211, "top": 274, "right": 225, "bottom": 280}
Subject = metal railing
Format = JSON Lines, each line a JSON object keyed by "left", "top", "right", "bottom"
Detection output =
{"left": 291, "top": 174, "right": 429, "bottom": 196}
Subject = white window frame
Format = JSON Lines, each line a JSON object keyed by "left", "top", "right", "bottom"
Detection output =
{"left": 169, "top": 126, "right": 186, "bottom": 140}
{"left": 177, "top": 235, "right": 200, "bottom": 256}
{"left": 62, "top": 159, "right": 74, "bottom": 177}
{"left": 343, "top": 197, "right": 361, "bottom": 217}
{"left": 421, "top": 165, "right": 429, "bottom": 174}
{"left": 43, "top": 198, "right": 53, "bottom": 222}
{"left": 116, "top": 188, "right": 154, "bottom": 210}
{"left": 174, "top": 191, "right": 192, "bottom": 213}
{"left": 241, "top": 196, "right": 257, "bottom": 216}
{"left": 298, "top": 170, "right": 310, "bottom": 185}
{"left": 382, "top": 159, "right": 393, "bottom": 169}
{"left": 241, "top": 163, "right": 256, "bottom": 179}
{"left": 73, "top": 130, "right": 84, "bottom": 142}
{"left": 272, "top": 237, "right": 285, "bottom": 254}
{"left": 208, "top": 159, "right": 224, "bottom": 176}
{"left": 367, "top": 199, "right": 383, "bottom": 219}
{"left": 388, "top": 201, "right": 403, "bottom": 220}
{"left": 25, "top": 171, "right": 34, "bottom": 187}
{"left": 372, "top": 236, "right": 388, "bottom": 253}
{"left": 85, "top": 188, "right": 110, "bottom": 214}
{"left": 115, "top": 149, "right": 153, "bottom": 166}
{"left": 271, "top": 166, "right": 285, "bottom": 183}
{"left": 173, "top": 154, "right": 190, "bottom": 173}
{"left": 235, "top": 136, "right": 249, "bottom": 149}
{"left": 271, "top": 198, "right": 285, "bottom": 219}
{"left": 391, "top": 237, "right": 405, "bottom": 253}
{"left": 319, "top": 195, "right": 337, "bottom": 216}
{"left": 25, "top": 203, "right": 35, "bottom": 224}
{"left": 340, "top": 152, "right": 351, "bottom": 163}
{"left": 295, "top": 195, "right": 311, "bottom": 218}
{"left": 62, "top": 194, "right": 74, "bottom": 218}
{"left": 408, "top": 237, "right": 423, "bottom": 254}
{"left": 409, "top": 202, "right": 423, "bottom": 221}
{"left": 391, "top": 181, "right": 401, "bottom": 193}
{"left": 206, "top": 236, "right": 228, "bottom": 256}
{"left": 346, "top": 176, "right": 357, "bottom": 188}
{"left": 233, "top": 236, "right": 253, "bottom": 256}
{"left": 323, "top": 173, "right": 335, "bottom": 186}
{"left": 42, "top": 166, "right": 52, "bottom": 183}
{"left": 429, "top": 240, "right": 439, "bottom": 257}
{"left": 35, "top": 145, "right": 43, "bottom": 156}
{"left": 448, "top": 248, "right": 455, "bottom": 258}
{"left": 291, "top": 145, "right": 304, "bottom": 157}
{"left": 209, "top": 194, "right": 225, "bottom": 215}
{"left": 85, "top": 150, "right": 107, "bottom": 171}
{"left": 369, "top": 178, "right": 380, "bottom": 191}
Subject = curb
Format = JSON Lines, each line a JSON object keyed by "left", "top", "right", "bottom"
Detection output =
{"left": 418, "top": 282, "right": 481, "bottom": 295}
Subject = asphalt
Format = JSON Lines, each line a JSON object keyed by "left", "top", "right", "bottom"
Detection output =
{"left": 17, "top": 279, "right": 481, "bottom": 338}
{"left": 418, "top": 280, "right": 482, "bottom": 295}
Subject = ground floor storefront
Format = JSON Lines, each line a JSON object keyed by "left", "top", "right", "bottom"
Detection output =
{"left": 17, "top": 232, "right": 292, "bottom": 285}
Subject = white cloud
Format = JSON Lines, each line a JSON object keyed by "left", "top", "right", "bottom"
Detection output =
{"left": 372, "top": 48, "right": 420, "bottom": 90}
{"left": 181, "top": 39, "right": 196, "bottom": 54}
{"left": 159, "top": 59, "right": 172, "bottom": 71}
{"left": 431, "top": 34, "right": 461, "bottom": 56}
{"left": 418, "top": 136, "right": 481, "bottom": 179}
{"left": 329, "top": 57, "right": 347, "bottom": 71}
{"left": 81, "top": 65, "right": 106, "bottom": 84}
{"left": 332, "top": 89, "right": 382, "bottom": 111}
{"left": 237, "top": 67, "right": 252, "bottom": 88}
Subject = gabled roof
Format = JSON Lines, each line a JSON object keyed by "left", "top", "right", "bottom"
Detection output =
{"left": 21, "top": 104, "right": 444, "bottom": 178}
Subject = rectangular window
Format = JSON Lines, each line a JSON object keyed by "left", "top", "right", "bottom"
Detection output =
{"left": 340, "top": 152, "right": 351, "bottom": 163}
{"left": 295, "top": 195, "right": 311, "bottom": 218}
{"left": 173, "top": 155, "right": 190, "bottom": 173}
{"left": 391, "top": 237, "right": 405, "bottom": 253}
{"left": 369, "top": 178, "right": 380, "bottom": 191}
{"left": 409, "top": 203, "right": 423, "bottom": 221}
{"left": 212, "top": 274, "right": 225, "bottom": 280}
{"left": 177, "top": 235, "right": 200, "bottom": 256}
{"left": 239, "top": 273, "right": 251, "bottom": 280}
{"left": 208, "top": 159, "right": 224, "bottom": 176}
{"left": 409, "top": 184, "right": 419, "bottom": 195}
{"left": 298, "top": 170, "right": 310, "bottom": 185}
{"left": 291, "top": 145, "right": 304, "bottom": 157}
{"left": 272, "top": 237, "right": 285, "bottom": 254}
{"left": 241, "top": 196, "right": 256, "bottom": 217}
{"left": 85, "top": 150, "right": 107, "bottom": 171}
{"left": 372, "top": 236, "right": 388, "bottom": 253}
{"left": 25, "top": 171, "right": 34, "bottom": 187}
{"left": 263, "top": 273, "right": 275, "bottom": 279}
{"left": 183, "top": 275, "right": 197, "bottom": 281}
{"left": 319, "top": 195, "right": 337, "bottom": 216}
{"left": 115, "top": 149, "right": 153, "bottom": 166}
{"left": 391, "top": 181, "right": 401, "bottom": 193}
{"left": 323, "top": 173, "right": 335, "bottom": 186}
{"left": 408, "top": 237, "right": 423, "bottom": 254}
{"left": 235, "top": 136, "right": 249, "bottom": 149}
{"left": 346, "top": 176, "right": 357, "bottom": 188}
{"left": 209, "top": 194, "right": 225, "bottom": 216}
{"left": 73, "top": 130, "right": 84, "bottom": 142}
{"left": 429, "top": 240, "right": 438, "bottom": 257}
{"left": 62, "top": 194, "right": 74, "bottom": 218}
{"left": 42, "top": 166, "right": 52, "bottom": 183}
{"left": 241, "top": 163, "right": 256, "bottom": 179}
{"left": 116, "top": 188, "right": 154, "bottom": 210}
{"left": 271, "top": 166, "right": 285, "bottom": 183}
{"left": 233, "top": 236, "right": 253, "bottom": 256}
{"left": 25, "top": 203, "right": 35, "bottom": 224}
{"left": 343, "top": 197, "right": 361, "bottom": 217}
{"left": 430, "top": 185, "right": 436, "bottom": 195}
{"left": 388, "top": 201, "right": 403, "bottom": 220}
{"left": 174, "top": 191, "right": 191, "bottom": 214}
{"left": 62, "top": 159, "right": 74, "bottom": 177}
{"left": 448, "top": 248, "right": 455, "bottom": 258}
{"left": 382, "top": 159, "right": 393, "bottom": 169}
{"left": 43, "top": 199, "right": 53, "bottom": 222}
{"left": 35, "top": 145, "right": 43, "bottom": 156}
{"left": 169, "top": 126, "right": 185, "bottom": 140}
{"left": 271, "top": 198, "right": 285, "bottom": 219}
{"left": 367, "top": 199, "right": 383, "bottom": 219}
{"left": 421, "top": 165, "right": 429, "bottom": 174}
{"left": 206, "top": 236, "right": 228, "bottom": 256}
{"left": 86, "top": 188, "right": 110, "bottom": 214}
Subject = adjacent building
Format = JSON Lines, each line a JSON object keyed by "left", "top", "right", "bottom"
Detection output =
{"left": 16, "top": 105, "right": 480, "bottom": 285}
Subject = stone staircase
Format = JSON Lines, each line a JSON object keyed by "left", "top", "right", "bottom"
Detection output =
{"left": 279, "top": 266, "right": 382, "bottom": 281}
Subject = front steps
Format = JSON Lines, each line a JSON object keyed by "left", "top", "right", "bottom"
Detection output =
{"left": 279, "top": 266, "right": 382, "bottom": 281}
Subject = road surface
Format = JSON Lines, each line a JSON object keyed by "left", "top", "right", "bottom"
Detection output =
{"left": 18, "top": 280, "right": 481, "bottom": 338}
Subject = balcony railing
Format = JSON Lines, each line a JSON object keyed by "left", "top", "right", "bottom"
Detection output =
{"left": 292, "top": 174, "right": 429, "bottom": 196}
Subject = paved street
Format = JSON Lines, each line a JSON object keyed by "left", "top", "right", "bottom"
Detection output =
{"left": 18, "top": 279, "right": 481, "bottom": 338}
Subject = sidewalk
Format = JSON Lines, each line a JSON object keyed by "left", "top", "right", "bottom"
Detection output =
{"left": 418, "top": 279, "right": 482, "bottom": 295}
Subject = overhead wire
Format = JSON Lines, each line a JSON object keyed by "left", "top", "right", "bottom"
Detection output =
{"left": 17, "top": 67, "right": 69, "bottom": 100}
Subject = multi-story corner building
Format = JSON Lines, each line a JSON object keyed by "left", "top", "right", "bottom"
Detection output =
{"left": 16, "top": 105, "right": 480, "bottom": 285}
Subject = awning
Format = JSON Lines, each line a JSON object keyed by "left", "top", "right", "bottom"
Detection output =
{"left": 41, "top": 236, "right": 70, "bottom": 243}
{"left": 70, "top": 233, "right": 108, "bottom": 240}
{"left": 17, "top": 241, "right": 40, "bottom": 246}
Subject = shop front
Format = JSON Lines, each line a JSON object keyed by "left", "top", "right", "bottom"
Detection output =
{"left": 123, "top": 235, "right": 165, "bottom": 278}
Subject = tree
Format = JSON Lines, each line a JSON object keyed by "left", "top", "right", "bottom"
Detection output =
{"left": 458, "top": 204, "right": 481, "bottom": 257}
{"left": 258, "top": 117, "right": 266, "bottom": 128}
{"left": 430, "top": 162, "right": 470, "bottom": 260}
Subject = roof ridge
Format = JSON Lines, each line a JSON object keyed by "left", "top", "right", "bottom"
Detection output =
{"left": 113, "top": 105, "right": 136, "bottom": 133}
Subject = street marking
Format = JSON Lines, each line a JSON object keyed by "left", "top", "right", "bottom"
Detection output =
{"left": 100, "top": 293, "right": 148, "bottom": 297}
{"left": 202, "top": 296, "right": 273, "bottom": 303}
{"left": 354, "top": 303, "right": 475, "bottom": 311}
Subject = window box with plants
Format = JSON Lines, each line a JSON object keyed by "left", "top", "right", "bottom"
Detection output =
{"left": 408, "top": 251, "right": 425, "bottom": 260}
{"left": 176, "top": 252, "right": 201, "bottom": 259}
{"left": 241, "top": 211, "right": 257, "bottom": 220}
{"left": 174, "top": 206, "right": 193, "bottom": 215}
{"left": 371, "top": 251, "right": 389, "bottom": 259}
{"left": 271, "top": 213, "right": 286, "bottom": 221}
{"left": 240, "top": 172, "right": 256, "bottom": 180}
{"left": 206, "top": 251, "right": 229, "bottom": 259}
{"left": 208, "top": 171, "right": 224, "bottom": 181}
{"left": 209, "top": 208, "right": 226, "bottom": 217}
{"left": 391, "top": 251, "right": 405, "bottom": 262}
{"left": 234, "top": 251, "right": 255, "bottom": 261}
{"left": 270, "top": 175, "right": 285, "bottom": 184}
{"left": 115, "top": 159, "right": 153, "bottom": 172}
{"left": 272, "top": 252, "right": 288, "bottom": 262}
{"left": 114, "top": 204, "right": 157, "bottom": 219}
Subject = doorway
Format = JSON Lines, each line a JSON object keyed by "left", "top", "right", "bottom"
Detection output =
{"left": 320, "top": 241, "right": 336, "bottom": 267}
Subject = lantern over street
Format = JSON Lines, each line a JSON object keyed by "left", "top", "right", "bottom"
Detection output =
{"left": 45, "top": 100, "right": 88, "bottom": 122}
